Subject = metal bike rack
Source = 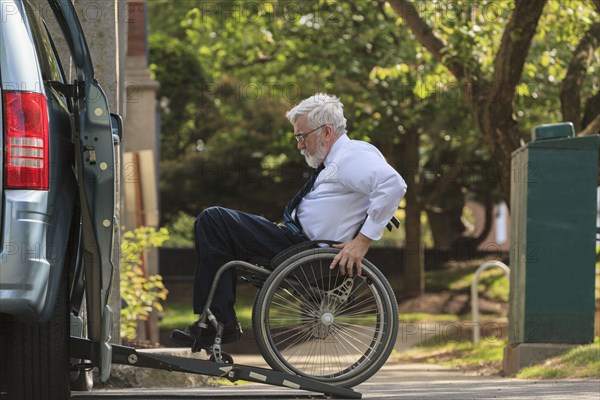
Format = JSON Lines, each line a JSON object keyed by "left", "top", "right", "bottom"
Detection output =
{"left": 71, "top": 337, "right": 362, "bottom": 399}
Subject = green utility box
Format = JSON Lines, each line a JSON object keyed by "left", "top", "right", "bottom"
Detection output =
{"left": 508, "top": 123, "right": 599, "bottom": 346}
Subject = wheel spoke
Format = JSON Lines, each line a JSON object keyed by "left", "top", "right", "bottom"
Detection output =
{"left": 270, "top": 296, "right": 314, "bottom": 319}
{"left": 257, "top": 253, "right": 397, "bottom": 386}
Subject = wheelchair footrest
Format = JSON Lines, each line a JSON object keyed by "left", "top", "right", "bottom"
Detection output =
{"left": 70, "top": 337, "right": 362, "bottom": 399}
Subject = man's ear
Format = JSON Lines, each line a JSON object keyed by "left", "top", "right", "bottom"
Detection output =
{"left": 325, "top": 125, "right": 334, "bottom": 142}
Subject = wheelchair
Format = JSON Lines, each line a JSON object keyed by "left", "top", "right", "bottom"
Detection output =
{"left": 192, "top": 219, "right": 400, "bottom": 389}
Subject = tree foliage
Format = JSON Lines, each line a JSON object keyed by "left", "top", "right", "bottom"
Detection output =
{"left": 148, "top": 1, "right": 600, "bottom": 296}
{"left": 149, "top": 33, "right": 223, "bottom": 160}
{"left": 387, "top": 0, "right": 600, "bottom": 202}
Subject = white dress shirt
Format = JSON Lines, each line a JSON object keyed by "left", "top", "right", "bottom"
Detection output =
{"left": 296, "top": 134, "right": 407, "bottom": 242}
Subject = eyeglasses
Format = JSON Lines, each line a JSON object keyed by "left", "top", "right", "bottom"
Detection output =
{"left": 293, "top": 124, "right": 326, "bottom": 143}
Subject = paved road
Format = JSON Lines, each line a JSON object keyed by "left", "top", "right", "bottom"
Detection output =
{"left": 72, "top": 354, "right": 599, "bottom": 400}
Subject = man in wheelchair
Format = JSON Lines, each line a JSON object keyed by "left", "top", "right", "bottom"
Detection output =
{"left": 171, "top": 93, "right": 407, "bottom": 350}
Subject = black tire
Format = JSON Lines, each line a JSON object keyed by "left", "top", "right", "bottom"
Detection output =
{"left": 253, "top": 248, "right": 398, "bottom": 388}
{"left": 0, "top": 276, "right": 70, "bottom": 400}
{"left": 70, "top": 295, "right": 93, "bottom": 392}
{"left": 70, "top": 363, "right": 93, "bottom": 392}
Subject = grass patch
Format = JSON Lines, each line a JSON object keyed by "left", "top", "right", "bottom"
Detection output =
{"left": 426, "top": 266, "right": 509, "bottom": 302}
{"left": 159, "top": 288, "right": 258, "bottom": 330}
{"left": 159, "top": 302, "right": 254, "bottom": 329}
{"left": 161, "top": 303, "right": 503, "bottom": 330}
{"left": 159, "top": 302, "right": 194, "bottom": 329}
{"left": 399, "top": 313, "right": 462, "bottom": 323}
{"left": 393, "top": 336, "right": 506, "bottom": 375}
{"left": 399, "top": 312, "right": 507, "bottom": 323}
{"left": 160, "top": 300, "right": 383, "bottom": 329}
{"left": 517, "top": 342, "right": 600, "bottom": 380}
{"left": 160, "top": 305, "right": 476, "bottom": 329}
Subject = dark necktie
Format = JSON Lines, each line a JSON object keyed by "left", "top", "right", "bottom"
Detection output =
{"left": 283, "top": 164, "right": 325, "bottom": 235}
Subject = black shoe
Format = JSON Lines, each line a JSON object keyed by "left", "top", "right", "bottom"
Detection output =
{"left": 170, "top": 319, "right": 242, "bottom": 348}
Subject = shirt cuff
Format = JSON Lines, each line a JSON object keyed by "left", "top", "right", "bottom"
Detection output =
{"left": 360, "top": 217, "right": 386, "bottom": 241}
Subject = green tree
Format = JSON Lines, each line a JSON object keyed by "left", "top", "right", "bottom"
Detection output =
{"left": 149, "top": 0, "right": 599, "bottom": 296}
{"left": 149, "top": 33, "right": 223, "bottom": 160}
{"left": 150, "top": 0, "right": 509, "bottom": 296}
{"left": 387, "top": 0, "right": 600, "bottom": 203}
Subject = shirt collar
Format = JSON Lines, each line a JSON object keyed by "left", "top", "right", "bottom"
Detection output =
{"left": 324, "top": 133, "right": 349, "bottom": 166}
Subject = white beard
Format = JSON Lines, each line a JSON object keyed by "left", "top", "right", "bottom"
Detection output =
{"left": 301, "top": 141, "right": 328, "bottom": 169}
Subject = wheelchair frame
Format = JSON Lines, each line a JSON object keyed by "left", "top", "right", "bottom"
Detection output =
{"left": 69, "top": 256, "right": 362, "bottom": 399}
{"left": 70, "top": 217, "right": 400, "bottom": 398}
{"left": 191, "top": 240, "right": 343, "bottom": 354}
{"left": 192, "top": 238, "right": 398, "bottom": 387}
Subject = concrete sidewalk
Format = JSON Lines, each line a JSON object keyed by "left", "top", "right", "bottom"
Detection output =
{"left": 93, "top": 346, "right": 461, "bottom": 389}
{"left": 80, "top": 353, "right": 600, "bottom": 400}
{"left": 98, "top": 320, "right": 501, "bottom": 389}
{"left": 81, "top": 321, "right": 600, "bottom": 399}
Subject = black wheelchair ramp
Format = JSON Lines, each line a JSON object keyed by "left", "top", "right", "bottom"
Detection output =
{"left": 70, "top": 337, "right": 361, "bottom": 399}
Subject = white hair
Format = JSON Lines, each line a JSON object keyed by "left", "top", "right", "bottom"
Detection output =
{"left": 286, "top": 93, "right": 347, "bottom": 136}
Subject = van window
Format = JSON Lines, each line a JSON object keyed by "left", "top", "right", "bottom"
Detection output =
{"left": 23, "top": 0, "right": 63, "bottom": 84}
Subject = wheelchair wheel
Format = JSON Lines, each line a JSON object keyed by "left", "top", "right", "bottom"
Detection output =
{"left": 253, "top": 248, "right": 398, "bottom": 388}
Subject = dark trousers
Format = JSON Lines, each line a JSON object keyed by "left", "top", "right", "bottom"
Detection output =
{"left": 193, "top": 206, "right": 306, "bottom": 322}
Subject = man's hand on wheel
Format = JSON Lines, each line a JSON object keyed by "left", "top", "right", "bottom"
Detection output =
{"left": 330, "top": 233, "right": 372, "bottom": 277}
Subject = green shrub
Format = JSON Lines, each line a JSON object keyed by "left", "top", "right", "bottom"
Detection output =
{"left": 163, "top": 211, "right": 196, "bottom": 248}
{"left": 120, "top": 227, "right": 170, "bottom": 339}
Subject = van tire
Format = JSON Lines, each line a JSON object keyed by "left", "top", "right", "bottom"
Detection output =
{"left": 0, "top": 276, "right": 70, "bottom": 400}
{"left": 70, "top": 295, "right": 94, "bottom": 392}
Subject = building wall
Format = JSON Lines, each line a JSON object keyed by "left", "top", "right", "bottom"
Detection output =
{"left": 123, "top": 0, "right": 160, "bottom": 230}
{"left": 122, "top": 0, "right": 161, "bottom": 343}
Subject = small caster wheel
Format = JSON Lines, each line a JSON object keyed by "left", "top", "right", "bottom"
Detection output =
{"left": 209, "top": 352, "right": 234, "bottom": 364}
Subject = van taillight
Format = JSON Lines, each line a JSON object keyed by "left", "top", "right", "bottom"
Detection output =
{"left": 3, "top": 91, "right": 49, "bottom": 190}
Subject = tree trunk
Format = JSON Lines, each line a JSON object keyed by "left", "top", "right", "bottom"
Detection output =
{"left": 388, "top": 0, "right": 547, "bottom": 206}
{"left": 475, "top": 105, "right": 521, "bottom": 207}
{"left": 560, "top": 23, "right": 600, "bottom": 132}
{"left": 472, "top": 195, "right": 495, "bottom": 248}
{"left": 403, "top": 129, "right": 424, "bottom": 297}
{"left": 581, "top": 91, "right": 600, "bottom": 134}
{"left": 426, "top": 207, "right": 466, "bottom": 248}
{"left": 450, "top": 195, "right": 495, "bottom": 250}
